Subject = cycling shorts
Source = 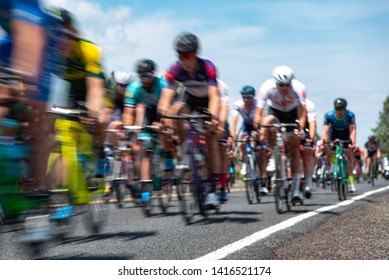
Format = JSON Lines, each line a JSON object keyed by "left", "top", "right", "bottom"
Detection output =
{"left": 267, "top": 107, "right": 298, "bottom": 132}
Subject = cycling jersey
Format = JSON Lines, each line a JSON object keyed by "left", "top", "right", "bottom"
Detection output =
{"left": 61, "top": 38, "right": 105, "bottom": 107}
{"left": 365, "top": 140, "right": 379, "bottom": 157}
{"left": 232, "top": 98, "right": 258, "bottom": 135}
{"left": 258, "top": 79, "right": 306, "bottom": 112}
{"left": 217, "top": 79, "right": 229, "bottom": 106}
{"left": 323, "top": 109, "right": 355, "bottom": 141}
{"left": 125, "top": 76, "right": 167, "bottom": 125}
{"left": 0, "top": 3, "right": 69, "bottom": 102}
{"left": 165, "top": 57, "right": 218, "bottom": 102}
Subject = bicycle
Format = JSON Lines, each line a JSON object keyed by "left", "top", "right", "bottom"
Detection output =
{"left": 236, "top": 137, "right": 260, "bottom": 204}
{"left": 368, "top": 156, "right": 377, "bottom": 187}
{"left": 258, "top": 122, "right": 299, "bottom": 213}
{"left": 160, "top": 111, "right": 217, "bottom": 225}
{"left": 124, "top": 125, "right": 173, "bottom": 217}
{"left": 324, "top": 139, "right": 349, "bottom": 201}
{"left": 104, "top": 128, "right": 138, "bottom": 207}
{"left": 46, "top": 105, "right": 110, "bottom": 237}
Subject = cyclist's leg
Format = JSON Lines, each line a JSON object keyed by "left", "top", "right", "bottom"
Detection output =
{"left": 255, "top": 141, "right": 269, "bottom": 195}
{"left": 345, "top": 146, "right": 355, "bottom": 192}
{"left": 301, "top": 142, "right": 315, "bottom": 197}
{"left": 287, "top": 133, "right": 303, "bottom": 202}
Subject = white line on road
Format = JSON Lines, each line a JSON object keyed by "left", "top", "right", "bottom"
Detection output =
{"left": 196, "top": 185, "right": 389, "bottom": 260}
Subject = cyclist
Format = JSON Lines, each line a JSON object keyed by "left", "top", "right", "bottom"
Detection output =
{"left": 321, "top": 98, "right": 357, "bottom": 192}
{"left": 255, "top": 66, "right": 307, "bottom": 204}
{"left": 123, "top": 59, "right": 167, "bottom": 201}
{"left": 51, "top": 8, "right": 108, "bottom": 179}
{"left": 103, "top": 70, "right": 132, "bottom": 151}
{"left": 364, "top": 135, "right": 381, "bottom": 183}
{"left": 157, "top": 32, "right": 221, "bottom": 208}
{"left": 301, "top": 98, "right": 317, "bottom": 198}
{"left": 230, "top": 85, "right": 268, "bottom": 195}
{"left": 353, "top": 145, "right": 363, "bottom": 183}
{"left": 0, "top": 3, "right": 76, "bottom": 188}
{"left": 217, "top": 79, "right": 231, "bottom": 202}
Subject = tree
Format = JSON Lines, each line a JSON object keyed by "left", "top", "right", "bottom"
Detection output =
{"left": 372, "top": 94, "right": 389, "bottom": 156}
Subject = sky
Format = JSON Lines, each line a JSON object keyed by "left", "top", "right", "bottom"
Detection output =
{"left": 43, "top": 0, "right": 389, "bottom": 146}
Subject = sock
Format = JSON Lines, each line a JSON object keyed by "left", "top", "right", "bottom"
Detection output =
{"left": 291, "top": 173, "right": 301, "bottom": 193}
{"left": 348, "top": 175, "right": 354, "bottom": 186}
{"left": 305, "top": 176, "right": 313, "bottom": 188}
{"left": 220, "top": 173, "right": 227, "bottom": 190}
{"left": 210, "top": 173, "right": 220, "bottom": 192}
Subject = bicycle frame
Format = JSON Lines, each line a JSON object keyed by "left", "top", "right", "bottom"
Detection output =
{"left": 327, "top": 139, "right": 349, "bottom": 201}
{"left": 259, "top": 122, "right": 299, "bottom": 213}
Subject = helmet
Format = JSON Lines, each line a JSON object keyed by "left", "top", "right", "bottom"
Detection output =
{"left": 240, "top": 85, "right": 256, "bottom": 96}
{"left": 334, "top": 98, "right": 347, "bottom": 110}
{"left": 368, "top": 135, "right": 375, "bottom": 141}
{"left": 113, "top": 71, "right": 132, "bottom": 84}
{"left": 136, "top": 59, "right": 156, "bottom": 77}
{"left": 175, "top": 32, "right": 199, "bottom": 53}
{"left": 58, "top": 8, "right": 75, "bottom": 27}
{"left": 272, "top": 66, "right": 294, "bottom": 85}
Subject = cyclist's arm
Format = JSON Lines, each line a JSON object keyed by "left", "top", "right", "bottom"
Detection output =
{"left": 321, "top": 124, "right": 330, "bottom": 143}
{"left": 349, "top": 123, "right": 356, "bottom": 147}
{"left": 230, "top": 114, "right": 239, "bottom": 140}
{"left": 157, "top": 88, "right": 175, "bottom": 115}
{"left": 297, "top": 103, "right": 306, "bottom": 130}
{"left": 86, "top": 76, "right": 105, "bottom": 118}
{"left": 208, "top": 85, "right": 220, "bottom": 120}
{"left": 254, "top": 107, "right": 265, "bottom": 129}
{"left": 122, "top": 107, "right": 135, "bottom": 126}
{"left": 308, "top": 120, "right": 317, "bottom": 142}
{"left": 218, "top": 103, "right": 228, "bottom": 128}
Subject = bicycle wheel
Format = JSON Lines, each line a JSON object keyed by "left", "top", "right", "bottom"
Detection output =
{"left": 274, "top": 149, "right": 290, "bottom": 213}
{"left": 157, "top": 177, "right": 173, "bottom": 214}
{"left": 176, "top": 168, "right": 196, "bottom": 224}
{"left": 86, "top": 192, "right": 109, "bottom": 234}
{"left": 244, "top": 156, "right": 257, "bottom": 204}
{"left": 370, "top": 161, "right": 375, "bottom": 187}
{"left": 320, "top": 165, "right": 327, "bottom": 189}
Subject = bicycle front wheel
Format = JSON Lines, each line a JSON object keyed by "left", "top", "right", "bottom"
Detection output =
{"left": 86, "top": 192, "right": 110, "bottom": 234}
{"left": 274, "top": 149, "right": 290, "bottom": 213}
{"left": 244, "top": 156, "right": 257, "bottom": 204}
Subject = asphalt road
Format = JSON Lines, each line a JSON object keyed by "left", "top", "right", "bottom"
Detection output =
{"left": 1, "top": 178, "right": 388, "bottom": 260}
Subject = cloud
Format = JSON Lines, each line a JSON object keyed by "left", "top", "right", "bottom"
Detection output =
{"left": 42, "top": 0, "right": 389, "bottom": 145}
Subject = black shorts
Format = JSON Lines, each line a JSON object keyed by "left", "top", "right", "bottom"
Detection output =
{"left": 267, "top": 107, "right": 298, "bottom": 132}
{"left": 183, "top": 94, "right": 209, "bottom": 112}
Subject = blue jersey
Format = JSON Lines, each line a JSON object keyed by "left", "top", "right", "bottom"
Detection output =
{"left": 323, "top": 109, "right": 355, "bottom": 141}
{"left": 0, "top": 2, "right": 66, "bottom": 102}
{"left": 124, "top": 77, "right": 166, "bottom": 125}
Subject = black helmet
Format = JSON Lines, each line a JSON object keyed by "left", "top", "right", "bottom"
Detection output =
{"left": 136, "top": 59, "right": 157, "bottom": 77}
{"left": 368, "top": 135, "right": 375, "bottom": 141}
{"left": 175, "top": 32, "right": 199, "bottom": 53}
{"left": 240, "top": 85, "right": 256, "bottom": 96}
{"left": 334, "top": 98, "right": 347, "bottom": 110}
{"left": 58, "top": 8, "right": 75, "bottom": 27}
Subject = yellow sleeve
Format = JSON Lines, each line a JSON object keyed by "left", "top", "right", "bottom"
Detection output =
{"left": 80, "top": 40, "right": 105, "bottom": 78}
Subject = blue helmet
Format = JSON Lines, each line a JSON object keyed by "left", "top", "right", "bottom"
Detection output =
{"left": 240, "top": 85, "right": 256, "bottom": 96}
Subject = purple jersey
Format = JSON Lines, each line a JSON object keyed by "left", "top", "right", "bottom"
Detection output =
{"left": 165, "top": 57, "right": 218, "bottom": 98}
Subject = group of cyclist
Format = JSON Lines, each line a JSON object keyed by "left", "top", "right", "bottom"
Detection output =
{"left": 0, "top": 2, "right": 382, "bottom": 217}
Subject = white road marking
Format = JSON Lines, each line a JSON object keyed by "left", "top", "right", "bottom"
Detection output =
{"left": 196, "top": 185, "right": 389, "bottom": 260}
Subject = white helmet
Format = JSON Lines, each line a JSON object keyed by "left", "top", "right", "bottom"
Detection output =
{"left": 272, "top": 66, "right": 294, "bottom": 85}
{"left": 113, "top": 71, "right": 132, "bottom": 85}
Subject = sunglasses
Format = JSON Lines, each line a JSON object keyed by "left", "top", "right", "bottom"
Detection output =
{"left": 139, "top": 72, "right": 153, "bottom": 79}
{"left": 276, "top": 82, "right": 290, "bottom": 88}
{"left": 242, "top": 95, "right": 253, "bottom": 99}
{"left": 117, "top": 83, "right": 128, "bottom": 88}
{"left": 335, "top": 108, "right": 346, "bottom": 111}
{"left": 178, "top": 52, "right": 193, "bottom": 60}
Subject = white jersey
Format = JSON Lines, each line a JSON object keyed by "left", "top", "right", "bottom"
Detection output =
{"left": 306, "top": 98, "right": 316, "bottom": 122}
{"left": 258, "top": 79, "right": 306, "bottom": 112}
{"left": 232, "top": 99, "right": 258, "bottom": 119}
{"left": 217, "top": 79, "right": 229, "bottom": 106}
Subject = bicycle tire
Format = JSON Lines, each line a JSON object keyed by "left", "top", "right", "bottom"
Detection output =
{"left": 176, "top": 168, "right": 196, "bottom": 224}
{"left": 370, "top": 161, "right": 375, "bottom": 187}
{"left": 141, "top": 182, "right": 154, "bottom": 217}
{"left": 274, "top": 148, "right": 290, "bottom": 213}
{"left": 87, "top": 192, "right": 109, "bottom": 234}
{"left": 244, "top": 156, "right": 256, "bottom": 204}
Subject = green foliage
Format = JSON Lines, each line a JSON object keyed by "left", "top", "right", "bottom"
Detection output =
{"left": 372, "top": 95, "right": 389, "bottom": 156}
